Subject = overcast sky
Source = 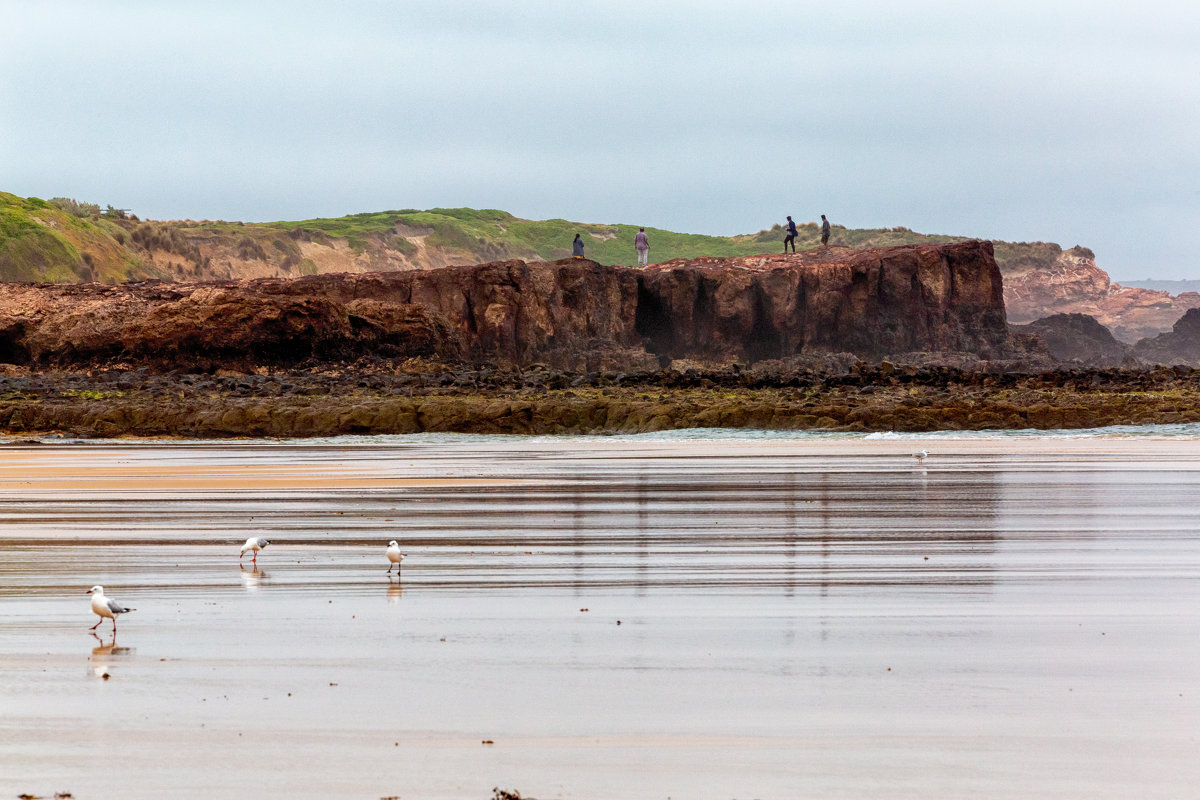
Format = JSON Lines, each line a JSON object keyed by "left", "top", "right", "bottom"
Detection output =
{"left": 3, "top": 0, "right": 1198, "bottom": 279}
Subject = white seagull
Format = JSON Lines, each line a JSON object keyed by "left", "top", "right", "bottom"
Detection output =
{"left": 87, "top": 585, "right": 135, "bottom": 633}
{"left": 912, "top": 449, "right": 929, "bottom": 462}
{"left": 386, "top": 540, "right": 405, "bottom": 576}
{"left": 240, "top": 536, "right": 270, "bottom": 565}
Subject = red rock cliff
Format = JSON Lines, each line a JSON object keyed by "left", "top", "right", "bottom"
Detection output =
{"left": 634, "top": 242, "right": 1006, "bottom": 362}
{"left": 0, "top": 241, "right": 1008, "bottom": 369}
{"left": 1003, "top": 248, "right": 1200, "bottom": 342}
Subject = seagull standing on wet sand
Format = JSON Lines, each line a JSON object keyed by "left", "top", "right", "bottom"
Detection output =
{"left": 87, "top": 585, "right": 135, "bottom": 633}
{"left": 386, "top": 540, "right": 404, "bottom": 576}
{"left": 240, "top": 536, "right": 270, "bottom": 565}
{"left": 912, "top": 449, "right": 929, "bottom": 462}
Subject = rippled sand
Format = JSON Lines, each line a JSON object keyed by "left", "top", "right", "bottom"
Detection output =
{"left": 1, "top": 435, "right": 1198, "bottom": 799}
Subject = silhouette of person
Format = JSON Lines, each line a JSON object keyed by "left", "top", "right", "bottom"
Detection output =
{"left": 573, "top": 233, "right": 585, "bottom": 258}
{"left": 820, "top": 214, "right": 831, "bottom": 246}
{"left": 784, "top": 216, "right": 797, "bottom": 253}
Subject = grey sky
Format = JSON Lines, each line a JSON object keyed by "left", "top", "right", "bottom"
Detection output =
{"left": 3, "top": 0, "right": 1198, "bottom": 279}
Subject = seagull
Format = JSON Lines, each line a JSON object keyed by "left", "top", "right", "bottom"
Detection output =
{"left": 240, "top": 536, "right": 270, "bottom": 565}
{"left": 386, "top": 540, "right": 404, "bottom": 576}
{"left": 912, "top": 449, "right": 929, "bottom": 462}
{"left": 86, "top": 586, "right": 135, "bottom": 633}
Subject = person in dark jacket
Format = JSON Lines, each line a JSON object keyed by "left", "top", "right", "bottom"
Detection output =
{"left": 573, "top": 233, "right": 585, "bottom": 258}
{"left": 784, "top": 216, "right": 797, "bottom": 253}
{"left": 820, "top": 214, "right": 831, "bottom": 246}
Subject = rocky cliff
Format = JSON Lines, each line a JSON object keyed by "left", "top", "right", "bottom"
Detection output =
{"left": 634, "top": 242, "right": 1007, "bottom": 362}
{"left": 0, "top": 241, "right": 1008, "bottom": 371}
{"left": 1002, "top": 245, "right": 1200, "bottom": 342}
{"left": 8, "top": 193, "right": 1195, "bottom": 344}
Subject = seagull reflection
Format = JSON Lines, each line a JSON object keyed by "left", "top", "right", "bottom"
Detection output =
{"left": 387, "top": 582, "right": 403, "bottom": 604}
{"left": 89, "top": 632, "right": 135, "bottom": 678}
{"left": 239, "top": 564, "right": 268, "bottom": 591}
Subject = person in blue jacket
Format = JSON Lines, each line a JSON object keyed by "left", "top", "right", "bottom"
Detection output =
{"left": 784, "top": 216, "right": 797, "bottom": 253}
{"left": 573, "top": 233, "right": 585, "bottom": 258}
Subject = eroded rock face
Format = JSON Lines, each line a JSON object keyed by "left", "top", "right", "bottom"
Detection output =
{"left": 0, "top": 281, "right": 461, "bottom": 370}
{"left": 1003, "top": 249, "right": 1200, "bottom": 343}
{"left": 1010, "top": 313, "right": 1132, "bottom": 367}
{"left": 635, "top": 242, "right": 1007, "bottom": 362}
{"left": 0, "top": 241, "right": 1008, "bottom": 370}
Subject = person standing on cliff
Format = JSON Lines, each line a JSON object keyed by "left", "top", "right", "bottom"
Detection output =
{"left": 573, "top": 233, "right": 585, "bottom": 259}
{"left": 634, "top": 227, "right": 650, "bottom": 266}
{"left": 784, "top": 216, "right": 797, "bottom": 253}
{"left": 820, "top": 214, "right": 831, "bottom": 246}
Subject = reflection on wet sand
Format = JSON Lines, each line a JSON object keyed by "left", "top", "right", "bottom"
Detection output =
{"left": 386, "top": 582, "right": 403, "bottom": 604}
{"left": 89, "top": 633, "right": 134, "bottom": 679}
{"left": 1, "top": 438, "right": 1199, "bottom": 799}
{"left": 239, "top": 565, "right": 268, "bottom": 591}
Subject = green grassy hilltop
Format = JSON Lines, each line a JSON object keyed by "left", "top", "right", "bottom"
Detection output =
{"left": 271, "top": 206, "right": 967, "bottom": 265}
{"left": 0, "top": 190, "right": 1080, "bottom": 284}
{"left": 0, "top": 192, "right": 159, "bottom": 282}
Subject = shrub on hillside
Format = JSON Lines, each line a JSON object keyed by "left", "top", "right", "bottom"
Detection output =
{"left": 131, "top": 222, "right": 203, "bottom": 265}
{"left": 237, "top": 236, "right": 268, "bottom": 261}
{"left": 49, "top": 197, "right": 102, "bottom": 219}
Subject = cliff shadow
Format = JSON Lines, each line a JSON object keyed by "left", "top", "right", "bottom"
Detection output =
{"left": 747, "top": 285, "right": 785, "bottom": 362}
{"left": 635, "top": 280, "right": 675, "bottom": 364}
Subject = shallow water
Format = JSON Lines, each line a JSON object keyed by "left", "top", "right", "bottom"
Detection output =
{"left": 1, "top": 434, "right": 1198, "bottom": 799}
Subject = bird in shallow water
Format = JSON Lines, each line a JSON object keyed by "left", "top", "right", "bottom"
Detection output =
{"left": 912, "top": 449, "right": 929, "bottom": 462}
{"left": 386, "top": 540, "right": 404, "bottom": 577}
{"left": 87, "top": 585, "right": 135, "bottom": 633}
{"left": 240, "top": 536, "right": 270, "bottom": 565}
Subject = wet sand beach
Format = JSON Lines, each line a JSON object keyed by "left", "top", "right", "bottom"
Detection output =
{"left": 2, "top": 432, "right": 1199, "bottom": 798}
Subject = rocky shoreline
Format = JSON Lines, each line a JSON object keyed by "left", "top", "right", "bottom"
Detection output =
{"left": 1, "top": 242, "right": 1198, "bottom": 439}
{"left": 3, "top": 362, "right": 1199, "bottom": 438}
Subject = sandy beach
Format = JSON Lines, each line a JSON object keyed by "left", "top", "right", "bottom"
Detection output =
{"left": 2, "top": 432, "right": 1198, "bottom": 798}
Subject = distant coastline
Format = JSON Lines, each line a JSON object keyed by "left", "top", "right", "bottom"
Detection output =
{"left": 1118, "top": 279, "right": 1200, "bottom": 294}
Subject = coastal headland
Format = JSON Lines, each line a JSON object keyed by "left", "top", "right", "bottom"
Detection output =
{"left": 1, "top": 240, "right": 1198, "bottom": 437}
{"left": 0, "top": 241, "right": 1006, "bottom": 369}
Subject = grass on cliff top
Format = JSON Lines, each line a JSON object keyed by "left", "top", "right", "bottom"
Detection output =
{"left": 161, "top": 205, "right": 1071, "bottom": 271}
{"left": 261, "top": 207, "right": 975, "bottom": 265}
{"left": 1, "top": 189, "right": 1090, "bottom": 283}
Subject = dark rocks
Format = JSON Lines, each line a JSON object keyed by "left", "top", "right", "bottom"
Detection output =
{"left": 2, "top": 364, "right": 1198, "bottom": 438}
{"left": 1011, "top": 313, "right": 1132, "bottom": 367}
{"left": 1134, "top": 308, "right": 1200, "bottom": 367}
